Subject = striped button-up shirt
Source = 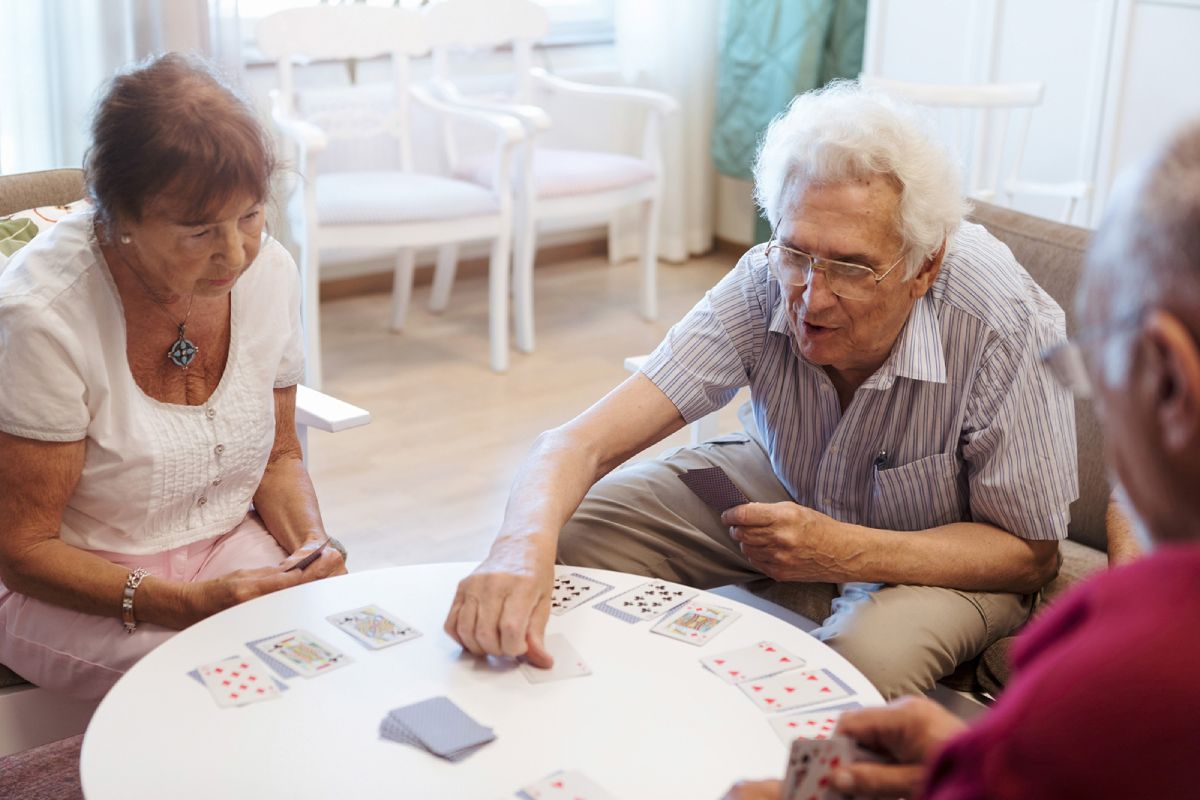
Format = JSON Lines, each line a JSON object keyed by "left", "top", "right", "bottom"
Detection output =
{"left": 643, "top": 221, "right": 1078, "bottom": 541}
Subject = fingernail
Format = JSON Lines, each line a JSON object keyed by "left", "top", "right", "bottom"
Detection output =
{"left": 831, "top": 770, "right": 853, "bottom": 792}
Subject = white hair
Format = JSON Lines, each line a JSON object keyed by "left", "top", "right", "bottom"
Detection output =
{"left": 752, "top": 80, "right": 969, "bottom": 279}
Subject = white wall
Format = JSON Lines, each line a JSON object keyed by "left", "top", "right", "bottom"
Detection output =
{"left": 864, "top": 0, "right": 1200, "bottom": 228}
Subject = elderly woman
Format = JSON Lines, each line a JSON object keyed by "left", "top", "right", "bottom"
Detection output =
{"left": 0, "top": 54, "right": 345, "bottom": 699}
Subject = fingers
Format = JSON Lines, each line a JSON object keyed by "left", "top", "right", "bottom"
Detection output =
{"left": 522, "top": 593, "right": 554, "bottom": 668}
{"left": 720, "top": 502, "right": 785, "bottom": 527}
{"left": 444, "top": 588, "right": 467, "bottom": 646}
{"left": 834, "top": 705, "right": 911, "bottom": 753}
{"left": 454, "top": 595, "right": 486, "bottom": 657}
{"left": 831, "top": 763, "right": 926, "bottom": 800}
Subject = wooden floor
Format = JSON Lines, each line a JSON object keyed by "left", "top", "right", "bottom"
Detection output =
{"left": 307, "top": 250, "right": 749, "bottom": 571}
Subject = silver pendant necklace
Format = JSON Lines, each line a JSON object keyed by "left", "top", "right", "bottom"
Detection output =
{"left": 113, "top": 242, "right": 199, "bottom": 369}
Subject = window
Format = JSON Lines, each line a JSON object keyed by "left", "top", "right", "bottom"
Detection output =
{"left": 238, "top": 0, "right": 614, "bottom": 46}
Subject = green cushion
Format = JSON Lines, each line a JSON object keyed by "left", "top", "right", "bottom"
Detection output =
{"left": 0, "top": 217, "right": 38, "bottom": 257}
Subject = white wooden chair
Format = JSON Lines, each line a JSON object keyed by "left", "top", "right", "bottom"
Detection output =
{"left": 0, "top": 169, "right": 370, "bottom": 756}
{"left": 859, "top": 75, "right": 1092, "bottom": 224}
{"left": 258, "top": 4, "right": 527, "bottom": 384}
{"left": 423, "top": 0, "right": 678, "bottom": 354}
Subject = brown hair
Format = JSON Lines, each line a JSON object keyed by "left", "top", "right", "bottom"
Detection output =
{"left": 85, "top": 52, "right": 276, "bottom": 234}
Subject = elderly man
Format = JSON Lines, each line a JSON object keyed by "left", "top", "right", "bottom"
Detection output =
{"left": 725, "top": 116, "right": 1200, "bottom": 800}
{"left": 445, "top": 82, "right": 1076, "bottom": 698}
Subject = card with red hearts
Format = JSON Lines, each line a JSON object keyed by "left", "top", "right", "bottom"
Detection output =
{"left": 517, "top": 769, "right": 616, "bottom": 799}
{"left": 699, "top": 640, "right": 807, "bottom": 684}
{"left": 738, "top": 668, "right": 855, "bottom": 713}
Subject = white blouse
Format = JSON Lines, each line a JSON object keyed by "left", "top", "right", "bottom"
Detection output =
{"left": 0, "top": 213, "right": 304, "bottom": 555}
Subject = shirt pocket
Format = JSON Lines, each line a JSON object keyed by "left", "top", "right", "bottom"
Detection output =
{"left": 871, "top": 452, "right": 964, "bottom": 532}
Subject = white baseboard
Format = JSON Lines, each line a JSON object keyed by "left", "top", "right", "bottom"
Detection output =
{"left": 0, "top": 684, "right": 98, "bottom": 757}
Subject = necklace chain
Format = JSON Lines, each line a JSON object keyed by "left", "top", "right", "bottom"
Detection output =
{"left": 108, "top": 230, "right": 199, "bottom": 369}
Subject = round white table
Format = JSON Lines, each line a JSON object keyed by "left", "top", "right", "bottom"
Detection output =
{"left": 81, "top": 563, "right": 883, "bottom": 799}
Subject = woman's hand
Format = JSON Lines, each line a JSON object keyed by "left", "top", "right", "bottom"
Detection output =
{"left": 721, "top": 779, "right": 781, "bottom": 800}
{"left": 279, "top": 534, "right": 348, "bottom": 578}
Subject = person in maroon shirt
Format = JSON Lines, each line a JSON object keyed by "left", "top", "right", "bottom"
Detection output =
{"left": 723, "top": 120, "right": 1200, "bottom": 800}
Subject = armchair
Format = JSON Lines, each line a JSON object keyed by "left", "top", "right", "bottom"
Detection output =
{"left": 258, "top": 4, "right": 527, "bottom": 383}
{"left": 424, "top": 0, "right": 679, "bottom": 354}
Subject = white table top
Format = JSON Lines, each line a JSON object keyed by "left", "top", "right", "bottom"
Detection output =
{"left": 81, "top": 563, "right": 883, "bottom": 799}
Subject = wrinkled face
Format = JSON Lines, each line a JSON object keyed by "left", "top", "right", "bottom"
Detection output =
{"left": 117, "top": 191, "right": 264, "bottom": 299}
{"left": 775, "top": 177, "right": 933, "bottom": 378}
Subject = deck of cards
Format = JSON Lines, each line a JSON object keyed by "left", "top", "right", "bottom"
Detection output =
{"left": 782, "top": 735, "right": 885, "bottom": 800}
{"left": 380, "top": 696, "right": 495, "bottom": 762}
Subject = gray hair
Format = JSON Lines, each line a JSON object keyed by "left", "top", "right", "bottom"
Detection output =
{"left": 1082, "top": 119, "right": 1200, "bottom": 386}
{"left": 752, "top": 80, "right": 969, "bottom": 279}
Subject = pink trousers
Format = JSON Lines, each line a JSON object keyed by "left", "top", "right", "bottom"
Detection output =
{"left": 0, "top": 512, "right": 287, "bottom": 700}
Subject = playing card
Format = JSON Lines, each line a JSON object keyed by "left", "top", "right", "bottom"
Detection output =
{"left": 783, "top": 736, "right": 883, "bottom": 800}
{"left": 678, "top": 466, "right": 750, "bottom": 512}
{"left": 739, "top": 668, "right": 855, "bottom": 713}
{"left": 196, "top": 653, "right": 283, "bottom": 708}
{"left": 187, "top": 657, "right": 289, "bottom": 694}
{"left": 253, "top": 629, "right": 351, "bottom": 678}
{"left": 550, "top": 572, "right": 616, "bottom": 616}
{"left": 380, "top": 713, "right": 490, "bottom": 762}
{"left": 519, "top": 633, "right": 592, "bottom": 683}
{"left": 592, "top": 580, "right": 697, "bottom": 624}
{"left": 769, "top": 702, "right": 864, "bottom": 743}
{"left": 386, "top": 696, "right": 496, "bottom": 759}
{"left": 700, "top": 640, "right": 806, "bottom": 684}
{"left": 650, "top": 602, "right": 740, "bottom": 646}
{"left": 326, "top": 604, "right": 422, "bottom": 650}
{"left": 517, "top": 769, "right": 617, "bottom": 800}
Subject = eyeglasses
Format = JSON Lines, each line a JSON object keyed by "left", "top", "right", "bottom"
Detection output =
{"left": 1040, "top": 309, "right": 1145, "bottom": 399}
{"left": 765, "top": 233, "right": 907, "bottom": 302}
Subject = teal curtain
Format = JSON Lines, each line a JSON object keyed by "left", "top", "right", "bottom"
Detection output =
{"left": 712, "top": 0, "right": 867, "bottom": 243}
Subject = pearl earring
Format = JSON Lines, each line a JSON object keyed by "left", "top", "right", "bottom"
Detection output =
{"left": 119, "top": 234, "right": 132, "bottom": 245}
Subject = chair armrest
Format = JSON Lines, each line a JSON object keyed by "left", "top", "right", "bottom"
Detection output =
{"left": 623, "top": 354, "right": 650, "bottom": 373}
{"left": 269, "top": 90, "right": 328, "bottom": 154}
{"left": 431, "top": 80, "right": 551, "bottom": 135}
{"left": 295, "top": 385, "right": 371, "bottom": 433}
{"left": 410, "top": 85, "right": 526, "bottom": 143}
{"left": 530, "top": 68, "right": 679, "bottom": 115}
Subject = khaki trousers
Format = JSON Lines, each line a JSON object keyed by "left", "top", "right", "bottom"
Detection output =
{"left": 558, "top": 433, "right": 1034, "bottom": 699}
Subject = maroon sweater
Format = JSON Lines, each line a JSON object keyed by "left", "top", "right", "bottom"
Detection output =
{"left": 924, "top": 541, "right": 1200, "bottom": 799}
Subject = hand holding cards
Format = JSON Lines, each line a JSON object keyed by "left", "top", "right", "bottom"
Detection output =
{"left": 782, "top": 735, "right": 886, "bottom": 800}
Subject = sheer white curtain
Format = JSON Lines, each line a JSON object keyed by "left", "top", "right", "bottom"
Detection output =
{"left": 612, "top": 0, "right": 718, "bottom": 263}
{"left": 0, "top": 0, "right": 238, "bottom": 175}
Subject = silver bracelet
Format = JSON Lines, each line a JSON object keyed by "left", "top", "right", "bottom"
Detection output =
{"left": 121, "top": 568, "right": 150, "bottom": 634}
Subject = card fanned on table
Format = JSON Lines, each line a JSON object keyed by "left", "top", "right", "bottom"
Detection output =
{"left": 517, "top": 769, "right": 617, "bottom": 800}
{"left": 326, "top": 604, "right": 421, "bottom": 650}
{"left": 650, "top": 601, "right": 740, "bottom": 646}
{"left": 593, "top": 580, "right": 697, "bottom": 624}
{"left": 247, "top": 629, "right": 351, "bottom": 679}
{"left": 769, "top": 702, "right": 864, "bottom": 744}
{"left": 550, "top": 572, "right": 615, "bottom": 616}
{"left": 519, "top": 633, "right": 592, "bottom": 683}
{"left": 194, "top": 653, "right": 284, "bottom": 708}
{"left": 700, "top": 640, "right": 806, "bottom": 684}
{"left": 782, "top": 735, "right": 883, "bottom": 800}
{"left": 739, "top": 668, "right": 856, "bottom": 713}
{"left": 678, "top": 466, "right": 750, "bottom": 512}
{"left": 380, "top": 696, "right": 495, "bottom": 762}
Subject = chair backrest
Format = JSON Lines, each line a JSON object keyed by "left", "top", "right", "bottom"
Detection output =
{"left": 424, "top": 0, "right": 549, "bottom": 102}
{"left": 967, "top": 201, "right": 1108, "bottom": 552}
{"left": 257, "top": 5, "right": 433, "bottom": 172}
{"left": 860, "top": 75, "right": 1044, "bottom": 205}
{"left": 0, "top": 168, "right": 85, "bottom": 217}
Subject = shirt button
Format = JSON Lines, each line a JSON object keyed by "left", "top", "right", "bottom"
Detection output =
{"left": 206, "top": 408, "right": 216, "bottom": 419}
{"left": 215, "top": 444, "right": 225, "bottom": 456}
{"left": 198, "top": 496, "right": 208, "bottom": 506}
{"left": 823, "top": 497, "right": 832, "bottom": 506}
{"left": 828, "top": 445, "right": 839, "bottom": 454}
{"left": 213, "top": 477, "right": 222, "bottom": 486}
